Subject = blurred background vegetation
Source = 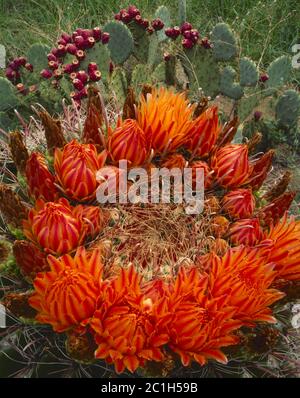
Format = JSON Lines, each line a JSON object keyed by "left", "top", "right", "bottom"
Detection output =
{"left": 0, "top": 0, "right": 299, "bottom": 68}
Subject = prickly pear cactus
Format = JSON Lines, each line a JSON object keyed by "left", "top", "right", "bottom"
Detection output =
{"left": 237, "top": 91, "right": 260, "bottom": 121}
{"left": 220, "top": 66, "right": 243, "bottom": 100}
{"left": 240, "top": 57, "right": 259, "bottom": 87}
{"left": 182, "top": 46, "right": 221, "bottom": 98}
{"left": 110, "top": 67, "right": 128, "bottom": 107}
{"left": 129, "top": 23, "right": 150, "bottom": 64}
{"left": 178, "top": 0, "right": 187, "bottom": 25}
{"left": 275, "top": 89, "right": 300, "bottom": 128}
{"left": 154, "top": 6, "right": 171, "bottom": 42}
{"left": 27, "top": 43, "right": 50, "bottom": 71}
{"left": 131, "top": 64, "right": 152, "bottom": 97}
{"left": 0, "top": 77, "right": 19, "bottom": 111}
{"left": 81, "top": 43, "right": 111, "bottom": 79}
{"left": 266, "top": 55, "right": 292, "bottom": 89}
{"left": 211, "top": 23, "right": 238, "bottom": 61}
{"left": 103, "top": 21, "right": 134, "bottom": 65}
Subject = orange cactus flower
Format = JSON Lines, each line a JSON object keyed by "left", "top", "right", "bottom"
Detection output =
{"left": 264, "top": 215, "right": 300, "bottom": 280}
{"left": 137, "top": 88, "right": 195, "bottom": 153}
{"left": 91, "top": 266, "right": 171, "bottom": 374}
{"left": 26, "top": 152, "right": 58, "bottom": 201}
{"left": 228, "top": 218, "right": 263, "bottom": 246}
{"left": 54, "top": 139, "right": 107, "bottom": 202}
{"left": 108, "top": 119, "right": 149, "bottom": 166}
{"left": 190, "top": 160, "right": 213, "bottom": 190}
{"left": 168, "top": 268, "right": 242, "bottom": 367}
{"left": 73, "top": 205, "right": 106, "bottom": 238}
{"left": 13, "top": 240, "right": 48, "bottom": 279}
{"left": 222, "top": 188, "right": 255, "bottom": 219}
{"left": 211, "top": 144, "right": 251, "bottom": 188}
{"left": 208, "top": 247, "right": 285, "bottom": 325}
{"left": 29, "top": 247, "right": 103, "bottom": 332}
{"left": 186, "top": 106, "right": 220, "bottom": 157}
{"left": 23, "top": 198, "right": 85, "bottom": 255}
{"left": 161, "top": 153, "right": 187, "bottom": 170}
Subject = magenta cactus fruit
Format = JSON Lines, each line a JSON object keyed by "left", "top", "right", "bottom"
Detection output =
{"left": 40, "top": 69, "right": 53, "bottom": 79}
{"left": 259, "top": 73, "right": 269, "bottom": 83}
{"left": 128, "top": 5, "right": 140, "bottom": 18}
{"left": 88, "top": 63, "right": 98, "bottom": 72}
{"left": 254, "top": 111, "right": 263, "bottom": 121}
{"left": 180, "top": 22, "right": 193, "bottom": 33}
{"left": 121, "top": 11, "right": 131, "bottom": 24}
{"left": 76, "top": 50, "right": 86, "bottom": 61}
{"left": 66, "top": 43, "right": 77, "bottom": 55}
{"left": 72, "top": 78, "right": 84, "bottom": 91}
{"left": 76, "top": 70, "right": 89, "bottom": 83}
{"left": 151, "top": 18, "right": 164, "bottom": 31}
{"left": 63, "top": 64, "right": 74, "bottom": 74}
{"left": 48, "top": 60, "right": 59, "bottom": 70}
{"left": 89, "top": 69, "right": 102, "bottom": 82}
{"left": 93, "top": 27, "right": 102, "bottom": 41}
{"left": 47, "top": 53, "right": 57, "bottom": 62}
{"left": 182, "top": 38, "right": 194, "bottom": 49}
{"left": 201, "top": 37, "right": 212, "bottom": 49}
{"left": 101, "top": 32, "right": 110, "bottom": 44}
{"left": 74, "top": 36, "right": 85, "bottom": 49}
{"left": 141, "top": 19, "right": 150, "bottom": 29}
{"left": 25, "top": 63, "right": 33, "bottom": 72}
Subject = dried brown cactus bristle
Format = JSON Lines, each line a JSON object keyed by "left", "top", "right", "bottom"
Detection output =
{"left": 0, "top": 183, "right": 28, "bottom": 227}
{"left": 66, "top": 331, "right": 97, "bottom": 362}
{"left": 263, "top": 171, "right": 293, "bottom": 202}
{"left": 216, "top": 115, "right": 239, "bottom": 147}
{"left": 141, "top": 84, "right": 153, "bottom": 100}
{"left": 193, "top": 96, "right": 209, "bottom": 118}
{"left": 247, "top": 132, "right": 262, "bottom": 154}
{"left": 0, "top": 240, "right": 10, "bottom": 264}
{"left": 123, "top": 87, "right": 137, "bottom": 119}
{"left": 39, "top": 111, "right": 66, "bottom": 155}
{"left": 2, "top": 291, "right": 37, "bottom": 318}
{"left": 9, "top": 131, "right": 29, "bottom": 175}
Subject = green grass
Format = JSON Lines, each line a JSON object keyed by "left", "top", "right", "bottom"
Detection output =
{"left": 0, "top": 0, "right": 299, "bottom": 68}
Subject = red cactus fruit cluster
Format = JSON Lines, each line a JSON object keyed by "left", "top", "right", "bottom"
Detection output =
{"left": 5, "top": 56, "right": 34, "bottom": 95}
{"left": 165, "top": 21, "right": 208, "bottom": 50}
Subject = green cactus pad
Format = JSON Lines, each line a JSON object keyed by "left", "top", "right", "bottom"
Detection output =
{"left": 148, "top": 34, "right": 161, "bottom": 68}
{"left": 103, "top": 21, "right": 134, "bottom": 65}
{"left": 59, "top": 77, "right": 73, "bottom": 99}
{"left": 152, "top": 62, "right": 166, "bottom": 86}
{"left": 240, "top": 57, "right": 259, "bottom": 87}
{"left": 131, "top": 64, "right": 152, "bottom": 97}
{"left": 154, "top": 6, "right": 171, "bottom": 42}
{"left": 238, "top": 91, "right": 260, "bottom": 121}
{"left": 182, "top": 46, "right": 220, "bottom": 98}
{"left": 211, "top": 23, "right": 238, "bottom": 61}
{"left": 129, "top": 23, "right": 150, "bottom": 64}
{"left": 0, "top": 78, "right": 19, "bottom": 112}
{"left": 266, "top": 55, "right": 292, "bottom": 89}
{"left": 178, "top": 0, "right": 187, "bottom": 25}
{"left": 220, "top": 66, "right": 243, "bottom": 100}
{"left": 275, "top": 89, "right": 300, "bottom": 128}
{"left": 0, "top": 112, "right": 13, "bottom": 131}
{"left": 81, "top": 43, "right": 110, "bottom": 79}
{"left": 110, "top": 67, "right": 128, "bottom": 107}
{"left": 27, "top": 43, "right": 50, "bottom": 71}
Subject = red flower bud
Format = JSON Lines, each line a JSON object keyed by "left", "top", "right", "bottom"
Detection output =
{"left": 101, "top": 32, "right": 110, "bottom": 44}
{"left": 40, "top": 69, "right": 53, "bottom": 79}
